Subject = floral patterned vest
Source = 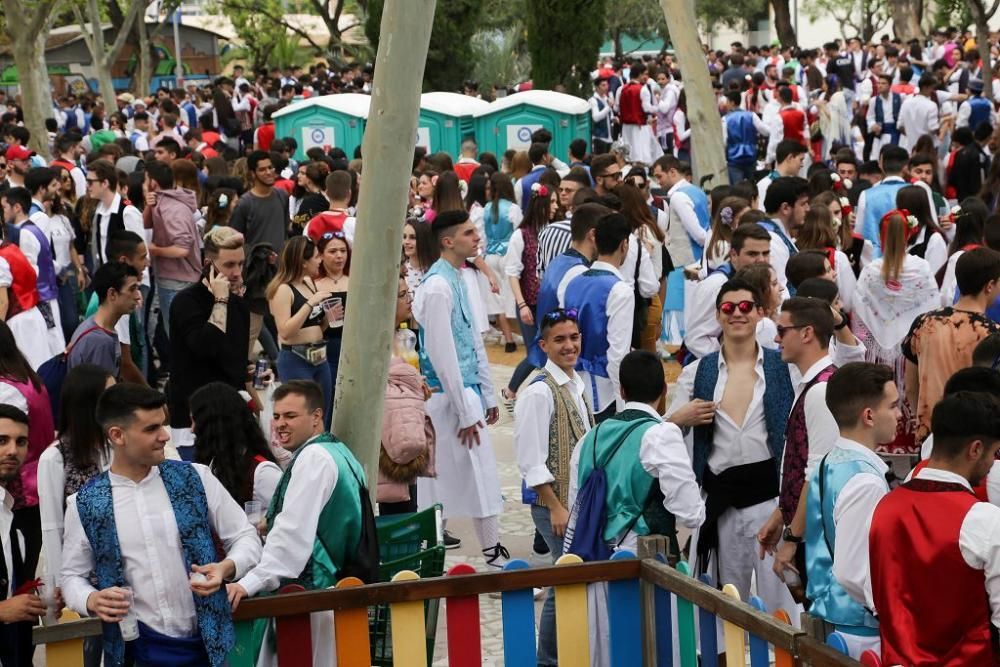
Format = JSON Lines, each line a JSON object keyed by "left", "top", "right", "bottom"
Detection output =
{"left": 779, "top": 364, "right": 836, "bottom": 524}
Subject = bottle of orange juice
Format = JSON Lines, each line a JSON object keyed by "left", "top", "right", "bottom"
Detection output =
{"left": 394, "top": 323, "right": 420, "bottom": 370}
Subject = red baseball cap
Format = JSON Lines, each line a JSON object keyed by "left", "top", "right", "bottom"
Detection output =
{"left": 5, "top": 145, "right": 33, "bottom": 161}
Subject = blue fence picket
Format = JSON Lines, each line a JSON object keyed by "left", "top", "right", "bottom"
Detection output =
{"left": 500, "top": 559, "right": 536, "bottom": 666}
{"left": 608, "top": 551, "right": 642, "bottom": 667}
{"left": 748, "top": 596, "right": 771, "bottom": 667}
{"left": 697, "top": 574, "right": 719, "bottom": 667}
{"left": 675, "top": 562, "right": 697, "bottom": 667}
{"left": 652, "top": 554, "right": 673, "bottom": 667}
{"left": 827, "top": 631, "right": 850, "bottom": 655}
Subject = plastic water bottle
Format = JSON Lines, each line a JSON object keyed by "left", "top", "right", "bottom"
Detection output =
{"left": 253, "top": 353, "right": 269, "bottom": 390}
{"left": 119, "top": 586, "right": 139, "bottom": 641}
{"left": 394, "top": 323, "right": 419, "bottom": 370}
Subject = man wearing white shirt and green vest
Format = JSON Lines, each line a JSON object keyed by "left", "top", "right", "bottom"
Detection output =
{"left": 229, "top": 380, "right": 369, "bottom": 666}
{"left": 805, "top": 362, "right": 896, "bottom": 659}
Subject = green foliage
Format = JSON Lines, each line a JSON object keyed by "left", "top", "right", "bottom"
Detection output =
{"left": 364, "top": 0, "right": 486, "bottom": 91}
{"left": 470, "top": 28, "right": 530, "bottom": 90}
{"left": 933, "top": 0, "right": 972, "bottom": 30}
{"left": 525, "top": 0, "right": 607, "bottom": 97}
{"left": 211, "top": 0, "right": 294, "bottom": 73}
{"left": 695, "top": 0, "right": 769, "bottom": 31}
{"left": 606, "top": 0, "right": 669, "bottom": 56}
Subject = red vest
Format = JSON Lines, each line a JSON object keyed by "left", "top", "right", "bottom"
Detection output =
{"left": 619, "top": 82, "right": 645, "bottom": 126}
{"left": 453, "top": 160, "right": 479, "bottom": 183}
{"left": 911, "top": 458, "right": 991, "bottom": 502}
{"left": 257, "top": 123, "right": 276, "bottom": 152}
{"left": 870, "top": 478, "right": 995, "bottom": 666}
{"left": 0, "top": 242, "right": 40, "bottom": 318}
{"left": 779, "top": 107, "right": 807, "bottom": 146}
{"left": 306, "top": 210, "right": 349, "bottom": 241}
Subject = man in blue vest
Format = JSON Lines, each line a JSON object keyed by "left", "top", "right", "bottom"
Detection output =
{"left": 761, "top": 176, "right": 808, "bottom": 292}
{"left": 721, "top": 90, "right": 770, "bottom": 184}
{"left": 652, "top": 154, "right": 711, "bottom": 267}
{"left": 668, "top": 278, "right": 798, "bottom": 621}
{"left": 516, "top": 142, "right": 552, "bottom": 212}
{"left": 866, "top": 74, "right": 902, "bottom": 154}
{"left": 855, "top": 145, "right": 909, "bottom": 256}
{"left": 957, "top": 78, "right": 996, "bottom": 132}
{"left": 590, "top": 77, "right": 615, "bottom": 155}
{"left": 562, "top": 211, "right": 634, "bottom": 422}
{"left": 60, "top": 384, "right": 261, "bottom": 666}
{"left": 412, "top": 209, "right": 507, "bottom": 565}
{"left": 805, "top": 362, "right": 897, "bottom": 658}
{"left": 530, "top": 202, "right": 607, "bottom": 368}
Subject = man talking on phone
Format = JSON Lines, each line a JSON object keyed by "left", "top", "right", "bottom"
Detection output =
{"left": 167, "top": 226, "right": 251, "bottom": 460}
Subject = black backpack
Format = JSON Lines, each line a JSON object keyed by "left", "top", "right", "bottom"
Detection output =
{"left": 336, "top": 461, "right": 380, "bottom": 584}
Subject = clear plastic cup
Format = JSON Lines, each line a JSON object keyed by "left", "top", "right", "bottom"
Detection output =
{"left": 119, "top": 586, "right": 139, "bottom": 641}
{"left": 38, "top": 574, "right": 58, "bottom": 626}
{"left": 244, "top": 501, "right": 263, "bottom": 525}
{"left": 323, "top": 297, "right": 344, "bottom": 327}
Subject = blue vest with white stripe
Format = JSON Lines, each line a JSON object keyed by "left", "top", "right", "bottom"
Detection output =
{"left": 968, "top": 96, "right": 993, "bottom": 131}
{"left": 530, "top": 248, "right": 589, "bottom": 368}
{"left": 563, "top": 268, "right": 619, "bottom": 379}
{"left": 725, "top": 111, "right": 758, "bottom": 164}
{"left": 676, "top": 184, "right": 711, "bottom": 262}
{"left": 861, "top": 180, "right": 907, "bottom": 255}
{"left": 418, "top": 259, "right": 480, "bottom": 392}
{"left": 805, "top": 447, "right": 883, "bottom": 634}
{"left": 873, "top": 93, "right": 902, "bottom": 126}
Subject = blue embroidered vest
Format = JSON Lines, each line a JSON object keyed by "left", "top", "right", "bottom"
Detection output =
{"left": 21, "top": 222, "right": 58, "bottom": 301}
{"left": 519, "top": 169, "right": 544, "bottom": 214}
{"left": 968, "top": 96, "right": 993, "bottom": 132}
{"left": 75, "top": 461, "right": 234, "bottom": 667}
{"left": 563, "top": 268, "right": 619, "bottom": 379}
{"left": 690, "top": 348, "right": 793, "bottom": 484}
{"left": 418, "top": 259, "right": 479, "bottom": 392}
{"left": 484, "top": 200, "right": 516, "bottom": 256}
{"left": 530, "top": 248, "right": 589, "bottom": 367}
{"left": 725, "top": 111, "right": 758, "bottom": 164}
{"left": 861, "top": 180, "right": 907, "bottom": 255}
{"left": 592, "top": 96, "right": 612, "bottom": 140}
{"left": 677, "top": 184, "right": 711, "bottom": 261}
{"left": 805, "top": 446, "right": 884, "bottom": 633}
{"left": 874, "top": 93, "right": 902, "bottom": 126}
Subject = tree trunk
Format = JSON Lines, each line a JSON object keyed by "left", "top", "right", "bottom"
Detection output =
{"left": 614, "top": 29, "right": 622, "bottom": 60}
{"left": 658, "top": 0, "right": 728, "bottom": 187}
{"left": 890, "top": 0, "right": 923, "bottom": 42}
{"left": 136, "top": 17, "right": 153, "bottom": 97}
{"left": 19, "top": 33, "right": 53, "bottom": 159}
{"left": 967, "top": 0, "right": 997, "bottom": 102}
{"left": 332, "top": 0, "right": 437, "bottom": 487}
{"left": 770, "top": 0, "right": 797, "bottom": 47}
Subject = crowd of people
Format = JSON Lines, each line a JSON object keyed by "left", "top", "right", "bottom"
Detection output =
{"left": 0, "top": 26, "right": 997, "bottom": 667}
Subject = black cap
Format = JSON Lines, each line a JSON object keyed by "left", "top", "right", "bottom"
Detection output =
{"left": 431, "top": 209, "right": 470, "bottom": 233}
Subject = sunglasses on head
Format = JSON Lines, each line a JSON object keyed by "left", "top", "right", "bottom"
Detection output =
{"left": 321, "top": 231, "right": 347, "bottom": 241}
{"left": 718, "top": 300, "right": 757, "bottom": 315}
{"left": 541, "top": 308, "right": 579, "bottom": 326}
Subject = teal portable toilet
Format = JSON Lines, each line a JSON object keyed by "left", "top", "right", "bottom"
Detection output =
{"left": 273, "top": 93, "right": 371, "bottom": 161}
{"left": 474, "top": 90, "right": 592, "bottom": 161}
{"left": 418, "top": 92, "right": 490, "bottom": 158}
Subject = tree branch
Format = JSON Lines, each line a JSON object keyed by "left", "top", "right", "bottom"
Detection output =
{"left": 72, "top": 2, "right": 99, "bottom": 57}
{"left": 104, "top": 0, "right": 147, "bottom": 67}
{"left": 216, "top": 0, "right": 327, "bottom": 53}
{"left": 986, "top": 0, "right": 1000, "bottom": 19}
{"left": 25, "top": 0, "right": 63, "bottom": 36}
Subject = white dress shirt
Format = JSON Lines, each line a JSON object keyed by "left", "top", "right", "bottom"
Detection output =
{"left": 513, "top": 165, "right": 546, "bottom": 207}
{"left": 917, "top": 436, "right": 1000, "bottom": 507}
{"left": 683, "top": 269, "right": 727, "bottom": 360}
{"left": 719, "top": 111, "right": 771, "bottom": 147}
{"left": 784, "top": 355, "right": 840, "bottom": 479}
{"left": 897, "top": 94, "right": 940, "bottom": 151}
{"left": 669, "top": 345, "right": 772, "bottom": 475}
{"left": 556, "top": 263, "right": 588, "bottom": 306}
{"left": 853, "top": 176, "right": 935, "bottom": 244}
{"left": 620, "top": 233, "right": 659, "bottom": 299}
{"left": 562, "top": 260, "right": 634, "bottom": 414}
{"left": 756, "top": 174, "right": 774, "bottom": 212}
{"left": 957, "top": 98, "right": 998, "bottom": 130}
{"left": 567, "top": 401, "right": 706, "bottom": 543}
{"left": 37, "top": 443, "right": 112, "bottom": 579}
{"left": 514, "top": 360, "right": 591, "bottom": 489}
{"left": 11, "top": 221, "right": 41, "bottom": 275}
{"left": 765, "top": 217, "right": 797, "bottom": 291}
{"left": 94, "top": 194, "right": 147, "bottom": 264}
{"left": 504, "top": 228, "right": 529, "bottom": 281}
{"left": 891, "top": 467, "right": 1000, "bottom": 626}
{"left": 819, "top": 438, "right": 889, "bottom": 610}
{"left": 237, "top": 440, "right": 340, "bottom": 597}
{"left": 61, "top": 464, "right": 261, "bottom": 638}
{"left": 667, "top": 180, "right": 707, "bottom": 266}
{"left": 1, "top": 486, "right": 14, "bottom": 599}
{"left": 907, "top": 227, "right": 948, "bottom": 277}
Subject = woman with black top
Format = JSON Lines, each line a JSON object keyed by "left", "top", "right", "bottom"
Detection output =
{"left": 314, "top": 231, "right": 350, "bottom": 408}
{"left": 292, "top": 162, "right": 330, "bottom": 234}
{"left": 267, "top": 235, "right": 334, "bottom": 426}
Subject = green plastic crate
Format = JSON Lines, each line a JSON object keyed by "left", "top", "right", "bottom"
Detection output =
{"left": 376, "top": 504, "right": 443, "bottom": 563}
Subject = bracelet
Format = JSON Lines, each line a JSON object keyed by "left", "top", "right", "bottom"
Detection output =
{"left": 214, "top": 298, "right": 229, "bottom": 305}
{"left": 517, "top": 303, "right": 528, "bottom": 310}
{"left": 834, "top": 311, "right": 849, "bottom": 330}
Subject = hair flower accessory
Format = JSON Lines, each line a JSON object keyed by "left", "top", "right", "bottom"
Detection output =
{"left": 720, "top": 206, "right": 734, "bottom": 227}
{"left": 217, "top": 193, "right": 229, "bottom": 209}
{"left": 839, "top": 196, "right": 850, "bottom": 208}
{"left": 830, "top": 173, "right": 841, "bottom": 183}
{"left": 531, "top": 182, "right": 549, "bottom": 198}
{"left": 842, "top": 178, "right": 853, "bottom": 190}
{"left": 906, "top": 214, "right": 919, "bottom": 230}
{"left": 952, "top": 204, "right": 962, "bottom": 216}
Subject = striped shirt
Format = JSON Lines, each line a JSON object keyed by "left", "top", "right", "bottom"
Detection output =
{"left": 537, "top": 219, "right": 573, "bottom": 275}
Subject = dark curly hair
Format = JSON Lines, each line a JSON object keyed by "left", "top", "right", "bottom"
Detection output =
{"left": 191, "top": 382, "right": 277, "bottom": 504}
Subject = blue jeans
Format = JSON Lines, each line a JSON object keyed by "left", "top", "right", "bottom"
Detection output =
{"left": 727, "top": 161, "right": 756, "bottom": 185}
{"left": 57, "top": 268, "right": 80, "bottom": 342}
{"left": 530, "top": 504, "right": 564, "bottom": 666}
{"left": 508, "top": 308, "right": 538, "bottom": 393}
{"left": 277, "top": 348, "right": 332, "bottom": 429}
{"left": 325, "top": 334, "right": 343, "bottom": 411}
{"left": 155, "top": 280, "right": 194, "bottom": 338}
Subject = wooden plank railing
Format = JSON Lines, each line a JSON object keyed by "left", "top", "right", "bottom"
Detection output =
{"left": 33, "top": 545, "right": 863, "bottom": 666}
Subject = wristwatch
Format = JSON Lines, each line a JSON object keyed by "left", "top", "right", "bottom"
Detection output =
{"left": 782, "top": 526, "right": 802, "bottom": 543}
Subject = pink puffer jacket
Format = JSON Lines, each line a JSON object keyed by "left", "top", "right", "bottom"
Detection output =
{"left": 378, "top": 357, "right": 435, "bottom": 503}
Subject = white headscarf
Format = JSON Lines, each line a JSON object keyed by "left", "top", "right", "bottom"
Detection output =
{"left": 852, "top": 254, "right": 940, "bottom": 355}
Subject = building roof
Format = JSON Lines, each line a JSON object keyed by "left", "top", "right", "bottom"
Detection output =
{"left": 272, "top": 92, "right": 372, "bottom": 120}
{"left": 420, "top": 92, "right": 490, "bottom": 116}
{"left": 475, "top": 90, "right": 591, "bottom": 117}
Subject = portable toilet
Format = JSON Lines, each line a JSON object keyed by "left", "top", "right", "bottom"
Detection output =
{"left": 474, "top": 90, "right": 592, "bottom": 161}
{"left": 273, "top": 93, "right": 371, "bottom": 161}
{"left": 417, "top": 92, "right": 490, "bottom": 158}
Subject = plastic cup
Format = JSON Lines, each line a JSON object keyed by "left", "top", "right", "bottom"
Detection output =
{"left": 119, "top": 586, "right": 139, "bottom": 641}
{"left": 244, "top": 501, "right": 263, "bottom": 525}
{"left": 38, "top": 574, "right": 57, "bottom": 626}
{"left": 323, "top": 297, "right": 344, "bottom": 327}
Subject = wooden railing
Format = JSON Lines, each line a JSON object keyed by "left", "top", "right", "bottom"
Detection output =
{"left": 34, "top": 546, "right": 866, "bottom": 666}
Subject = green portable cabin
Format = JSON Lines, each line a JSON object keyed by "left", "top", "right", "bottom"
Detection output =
{"left": 417, "top": 92, "right": 490, "bottom": 158}
{"left": 474, "top": 90, "right": 592, "bottom": 162}
{"left": 273, "top": 93, "right": 371, "bottom": 161}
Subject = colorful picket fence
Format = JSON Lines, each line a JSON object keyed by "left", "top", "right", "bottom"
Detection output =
{"left": 33, "top": 545, "right": 864, "bottom": 666}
